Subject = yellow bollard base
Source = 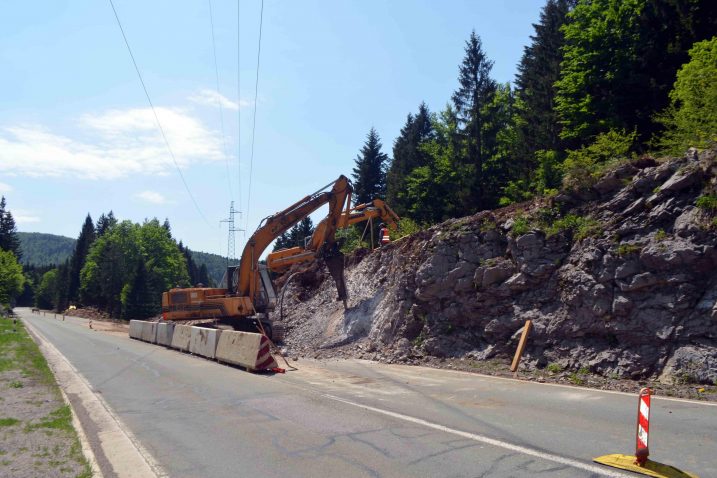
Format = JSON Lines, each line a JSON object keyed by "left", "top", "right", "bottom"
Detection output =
{"left": 593, "top": 454, "right": 699, "bottom": 478}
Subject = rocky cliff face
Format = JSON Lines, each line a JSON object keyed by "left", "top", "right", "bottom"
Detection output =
{"left": 279, "top": 149, "right": 717, "bottom": 385}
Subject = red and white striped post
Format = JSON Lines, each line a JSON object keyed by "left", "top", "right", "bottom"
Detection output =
{"left": 634, "top": 387, "right": 652, "bottom": 466}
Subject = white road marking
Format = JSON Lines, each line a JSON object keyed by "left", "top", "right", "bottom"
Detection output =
{"left": 321, "top": 393, "right": 633, "bottom": 478}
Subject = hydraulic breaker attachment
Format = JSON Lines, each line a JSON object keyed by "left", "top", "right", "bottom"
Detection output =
{"left": 324, "top": 249, "right": 348, "bottom": 309}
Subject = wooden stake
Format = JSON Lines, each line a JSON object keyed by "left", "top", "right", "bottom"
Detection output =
{"left": 510, "top": 320, "right": 533, "bottom": 376}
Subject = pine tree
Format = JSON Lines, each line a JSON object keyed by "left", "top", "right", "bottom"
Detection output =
{"left": 294, "top": 217, "right": 315, "bottom": 248}
{"left": 53, "top": 260, "right": 71, "bottom": 312}
{"left": 68, "top": 214, "right": 96, "bottom": 305}
{"left": 273, "top": 232, "right": 291, "bottom": 251}
{"left": 514, "top": 0, "right": 573, "bottom": 192}
{"left": 95, "top": 211, "right": 117, "bottom": 237}
{"left": 451, "top": 31, "right": 498, "bottom": 211}
{"left": 352, "top": 128, "right": 389, "bottom": 204}
{"left": 386, "top": 103, "right": 434, "bottom": 216}
{"left": 180, "top": 243, "right": 200, "bottom": 286}
{"left": 0, "top": 196, "right": 22, "bottom": 259}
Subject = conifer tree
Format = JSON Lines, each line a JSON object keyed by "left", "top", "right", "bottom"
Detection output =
{"left": 294, "top": 217, "right": 315, "bottom": 248}
{"left": 352, "top": 128, "right": 389, "bottom": 204}
{"left": 53, "top": 260, "right": 71, "bottom": 312}
{"left": 451, "top": 31, "right": 497, "bottom": 211}
{"left": 514, "top": 0, "right": 573, "bottom": 191}
{"left": 0, "top": 196, "right": 21, "bottom": 259}
{"left": 387, "top": 103, "right": 434, "bottom": 216}
{"left": 68, "top": 214, "right": 96, "bottom": 304}
{"left": 95, "top": 211, "right": 117, "bottom": 237}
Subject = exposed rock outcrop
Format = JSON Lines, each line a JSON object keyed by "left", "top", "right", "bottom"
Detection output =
{"left": 279, "top": 149, "right": 717, "bottom": 384}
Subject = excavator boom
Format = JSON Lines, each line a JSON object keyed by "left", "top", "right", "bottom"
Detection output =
{"left": 266, "top": 198, "right": 400, "bottom": 272}
{"left": 161, "top": 175, "right": 353, "bottom": 338}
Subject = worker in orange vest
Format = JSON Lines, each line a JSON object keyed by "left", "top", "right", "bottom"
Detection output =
{"left": 379, "top": 223, "right": 390, "bottom": 246}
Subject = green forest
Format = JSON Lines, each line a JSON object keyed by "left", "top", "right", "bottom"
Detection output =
{"left": 17, "top": 232, "right": 76, "bottom": 267}
{"left": 350, "top": 0, "right": 717, "bottom": 227}
{"left": 0, "top": 203, "right": 219, "bottom": 319}
{"left": 1, "top": 0, "right": 716, "bottom": 320}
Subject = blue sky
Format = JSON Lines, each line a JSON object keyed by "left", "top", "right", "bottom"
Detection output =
{"left": 0, "top": 0, "right": 545, "bottom": 256}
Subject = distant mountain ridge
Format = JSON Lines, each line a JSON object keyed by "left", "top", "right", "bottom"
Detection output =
{"left": 18, "top": 232, "right": 75, "bottom": 266}
{"left": 18, "top": 231, "right": 227, "bottom": 284}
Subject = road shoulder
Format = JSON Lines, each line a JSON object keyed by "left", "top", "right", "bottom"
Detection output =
{"left": 23, "top": 313, "right": 163, "bottom": 478}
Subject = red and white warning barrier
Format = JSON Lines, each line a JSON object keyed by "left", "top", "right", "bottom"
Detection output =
{"left": 215, "top": 330, "right": 279, "bottom": 371}
{"left": 635, "top": 387, "right": 652, "bottom": 465}
{"left": 594, "top": 387, "right": 697, "bottom": 476}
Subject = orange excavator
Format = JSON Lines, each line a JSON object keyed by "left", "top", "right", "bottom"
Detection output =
{"left": 266, "top": 199, "right": 400, "bottom": 273}
{"left": 161, "top": 175, "right": 352, "bottom": 341}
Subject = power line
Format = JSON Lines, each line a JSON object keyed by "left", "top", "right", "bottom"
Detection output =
{"left": 245, "top": 0, "right": 264, "bottom": 232}
{"left": 208, "top": 0, "right": 233, "bottom": 202}
{"left": 107, "top": 0, "right": 211, "bottom": 226}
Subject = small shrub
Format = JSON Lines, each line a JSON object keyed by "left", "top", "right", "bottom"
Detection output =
{"left": 696, "top": 194, "right": 717, "bottom": 213}
{"left": 617, "top": 243, "right": 642, "bottom": 257}
{"left": 479, "top": 257, "right": 497, "bottom": 268}
{"left": 336, "top": 227, "right": 369, "bottom": 254}
{"left": 545, "top": 214, "right": 601, "bottom": 241}
{"left": 479, "top": 218, "right": 497, "bottom": 232}
{"left": 546, "top": 363, "right": 562, "bottom": 373}
{"left": 499, "top": 179, "right": 534, "bottom": 207}
{"left": 9, "top": 380, "right": 22, "bottom": 389}
{"left": 569, "top": 373, "right": 585, "bottom": 385}
{"left": 393, "top": 217, "right": 424, "bottom": 240}
{"left": 511, "top": 216, "right": 530, "bottom": 236}
{"left": 655, "top": 229, "right": 667, "bottom": 241}
{"left": 411, "top": 330, "right": 427, "bottom": 347}
{"left": 562, "top": 129, "right": 636, "bottom": 191}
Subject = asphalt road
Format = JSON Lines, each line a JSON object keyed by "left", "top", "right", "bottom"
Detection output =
{"left": 19, "top": 308, "right": 717, "bottom": 478}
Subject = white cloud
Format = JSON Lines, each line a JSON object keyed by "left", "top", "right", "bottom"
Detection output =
{"left": 0, "top": 182, "right": 12, "bottom": 193}
{"left": 188, "top": 89, "right": 248, "bottom": 111}
{"left": 0, "top": 107, "right": 226, "bottom": 180}
{"left": 135, "top": 190, "right": 168, "bottom": 204}
{"left": 13, "top": 209, "right": 40, "bottom": 224}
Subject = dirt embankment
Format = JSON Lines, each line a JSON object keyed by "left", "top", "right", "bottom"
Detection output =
{"left": 278, "top": 148, "right": 717, "bottom": 399}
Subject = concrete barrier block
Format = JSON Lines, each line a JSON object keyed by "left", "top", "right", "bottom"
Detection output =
{"left": 140, "top": 321, "right": 158, "bottom": 343}
{"left": 129, "top": 320, "right": 144, "bottom": 340}
{"left": 156, "top": 322, "right": 175, "bottom": 347}
{"left": 189, "top": 327, "right": 222, "bottom": 359}
{"left": 215, "top": 330, "right": 277, "bottom": 371}
{"left": 170, "top": 324, "right": 192, "bottom": 352}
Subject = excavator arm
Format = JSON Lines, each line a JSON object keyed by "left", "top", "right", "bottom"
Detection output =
{"left": 235, "top": 175, "right": 352, "bottom": 305}
{"left": 266, "top": 199, "right": 400, "bottom": 273}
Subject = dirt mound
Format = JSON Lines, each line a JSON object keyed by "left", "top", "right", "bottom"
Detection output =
{"left": 63, "top": 307, "right": 111, "bottom": 321}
